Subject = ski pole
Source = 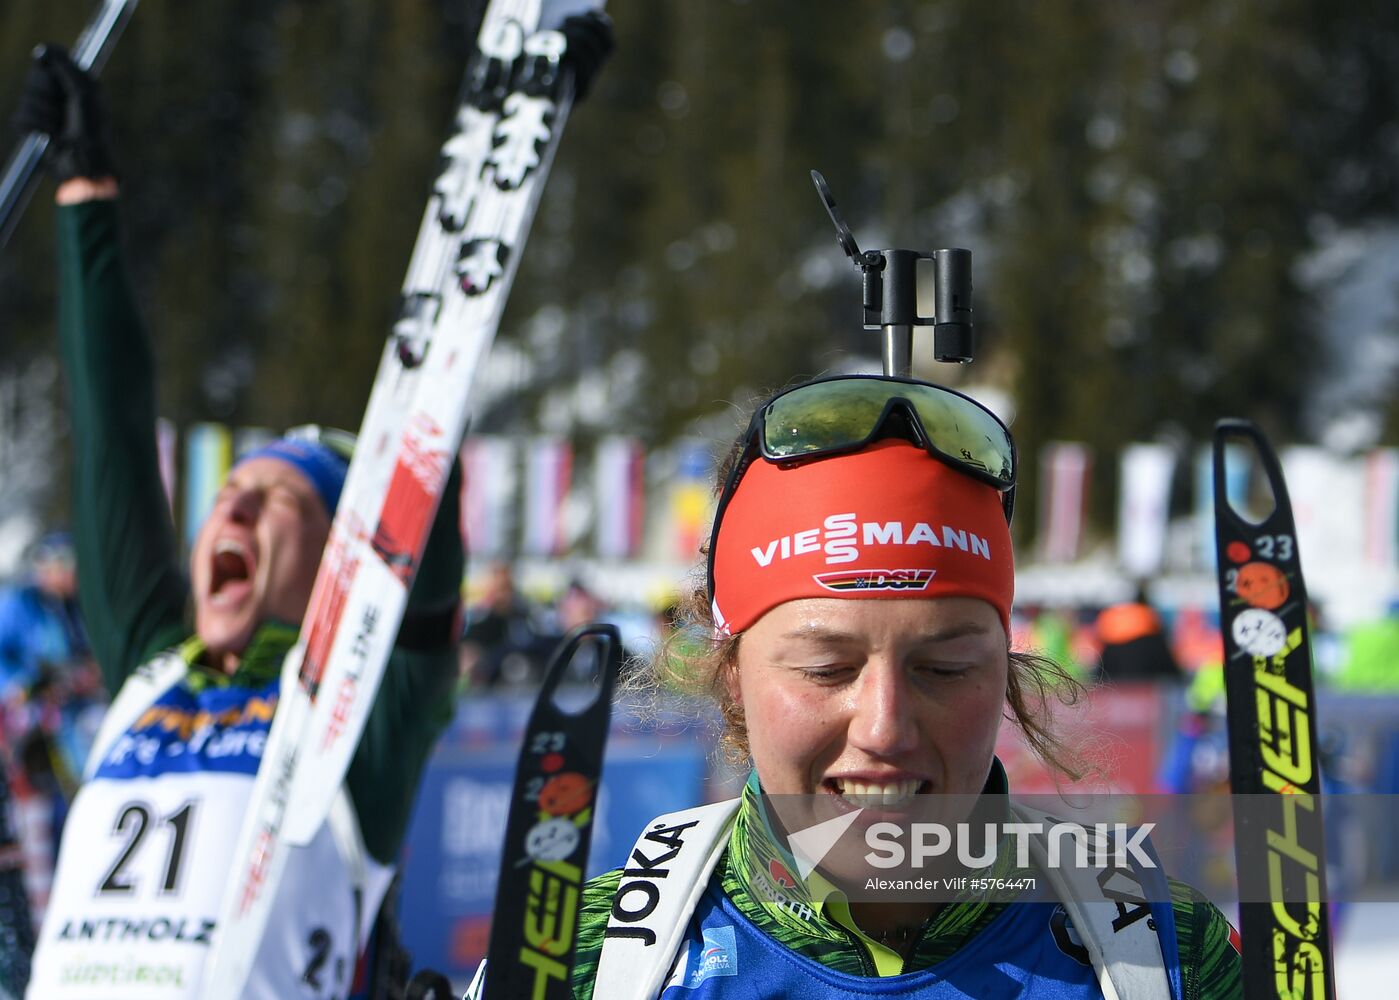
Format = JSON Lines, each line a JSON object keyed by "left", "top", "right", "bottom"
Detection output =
{"left": 0, "top": 0, "right": 137, "bottom": 250}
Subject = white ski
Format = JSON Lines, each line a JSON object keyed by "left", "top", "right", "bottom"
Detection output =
{"left": 202, "top": 0, "right": 601, "bottom": 994}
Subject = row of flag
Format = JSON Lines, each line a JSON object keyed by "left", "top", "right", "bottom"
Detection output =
{"left": 1039, "top": 441, "right": 1399, "bottom": 575}
{"left": 168, "top": 422, "right": 1399, "bottom": 574}
{"left": 168, "top": 424, "right": 702, "bottom": 563}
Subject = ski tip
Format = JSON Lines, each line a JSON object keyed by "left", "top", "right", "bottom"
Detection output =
{"left": 1211, "top": 417, "right": 1290, "bottom": 528}
{"left": 1212, "top": 417, "right": 1256, "bottom": 440}
{"left": 536, "top": 622, "right": 622, "bottom": 706}
{"left": 1211, "top": 418, "right": 1277, "bottom": 469}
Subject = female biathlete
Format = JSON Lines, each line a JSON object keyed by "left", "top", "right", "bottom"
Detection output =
{"left": 569, "top": 375, "right": 1242, "bottom": 999}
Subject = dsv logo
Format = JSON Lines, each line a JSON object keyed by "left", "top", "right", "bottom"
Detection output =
{"left": 814, "top": 569, "right": 935, "bottom": 593}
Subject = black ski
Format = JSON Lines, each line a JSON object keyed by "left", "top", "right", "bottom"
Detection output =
{"left": 1213, "top": 419, "right": 1336, "bottom": 1000}
{"left": 0, "top": 0, "right": 138, "bottom": 249}
{"left": 468, "top": 623, "right": 622, "bottom": 1000}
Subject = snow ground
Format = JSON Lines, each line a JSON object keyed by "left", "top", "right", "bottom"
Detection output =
{"left": 1335, "top": 903, "right": 1399, "bottom": 996}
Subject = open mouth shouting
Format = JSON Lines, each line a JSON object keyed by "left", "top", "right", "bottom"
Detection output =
{"left": 208, "top": 538, "right": 254, "bottom": 607}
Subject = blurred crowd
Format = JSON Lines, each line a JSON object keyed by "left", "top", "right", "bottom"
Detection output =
{"left": 0, "top": 532, "right": 104, "bottom": 949}
{"left": 458, "top": 560, "right": 1399, "bottom": 695}
{"left": 457, "top": 562, "right": 679, "bottom": 688}
{"left": 0, "top": 533, "right": 104, "bottom": 797}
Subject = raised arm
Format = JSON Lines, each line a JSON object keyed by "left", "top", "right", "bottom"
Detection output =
{"left": 15, "top": 46, "right": 189, "bottom": 691}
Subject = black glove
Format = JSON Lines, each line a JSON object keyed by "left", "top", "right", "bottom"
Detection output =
{"left": 11, "top": 44, "right": 117, "bottom": 182}
{"left": 560, "top": 10, "right": 614, "bottom": 102}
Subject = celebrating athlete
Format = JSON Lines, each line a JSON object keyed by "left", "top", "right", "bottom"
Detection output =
{"left": 14, "top": 47, "right": 464, "bottom": 999}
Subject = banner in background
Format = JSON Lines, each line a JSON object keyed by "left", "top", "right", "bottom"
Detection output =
{"left": 1037, "top": 442, "right": 1091, "bottom": 563}
{"left": 594, "top": 436, "right": 645, "bottom": 559}
{"left": 668, "top": 439, "right": 713, "bottom": 562}
{"left": 1282, "top": 446, "right": 1367, "bottom": 577}
{"left": 1117, "top": 443, "right": 1176, "bottom": 578}
{"left": 156, "top": 418, "right": 177, "bottom": 516}
{"left": 462, "top": 436, "right": 518, "bottom": 560}
{"left": 1364, "top": 448, "right": 1399, "bottom": 568}
{"left": 397, "top": 696, "right": 713, "bottom": 985}
{"left": 183, "top": 423, "right": 231, "bottom": 551}
{"left": 996, "top": 683, "right": 1165, "bottom": 795}
{"left": 521, "top": 437, "right": 572, "bottom": 558}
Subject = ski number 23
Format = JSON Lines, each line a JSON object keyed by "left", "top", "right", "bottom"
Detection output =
{"left": 530, "top": 731, "right": 565, "bottom": 754}
{"left": 1255, "top": 534, "right": 1293, "bottom": 561}
{"left": 98, "top": 800, "right": 196, "bottom": 896}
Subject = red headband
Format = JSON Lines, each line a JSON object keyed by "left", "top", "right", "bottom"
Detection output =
{"left": 711, "top": 440, "right": 1014, "bottom": 636}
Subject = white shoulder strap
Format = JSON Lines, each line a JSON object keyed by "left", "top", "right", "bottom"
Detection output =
{"left": 1010, "top": 803, "right": 1174, "bottom": 1000}
{"left": 462, "top": 958, "right": 487, "bottom": 1000}
{"left": 82, "top": 650, "right": 189, "bottom": 780}
{"left": 323, "top": 783, "right": 398, "bottom": 957}
{"left": 592, "top": 798, "right": 741, "bottom": 1000}
{"left": 326, "top": 788, "right": 367, "bottom": 897}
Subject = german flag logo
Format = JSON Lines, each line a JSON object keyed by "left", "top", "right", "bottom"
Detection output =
{"left": 813, "top": 569, "right": 936, "bottom": 592}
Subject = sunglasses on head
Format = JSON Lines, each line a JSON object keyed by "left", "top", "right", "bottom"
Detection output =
{"left": 284, "top": 424, "right": 357, "bottom": 463}
{"left": 705, "top": 374, "right": 1017, "bottom": 600}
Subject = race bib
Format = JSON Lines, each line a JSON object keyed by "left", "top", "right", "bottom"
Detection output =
{"left": 28, "top": 677, "right": 369, "bottom": 999}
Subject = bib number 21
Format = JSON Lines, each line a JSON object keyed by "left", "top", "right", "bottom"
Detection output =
{"left": 98, "top": 799, "right": 197, "bottom": 896}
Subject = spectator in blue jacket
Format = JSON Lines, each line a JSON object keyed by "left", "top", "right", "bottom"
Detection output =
{"left": 0, "top": 532, "right": 90, "bottom": 705}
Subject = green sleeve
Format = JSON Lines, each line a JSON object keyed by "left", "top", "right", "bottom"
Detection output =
{"left": 347, "top": 462, "right": 465, "bottom": 864}
{"left": 571, "top": 867, "right": 622, "bottom": 1000}
{"left": 1169, "top": 878, "right": 1243, "bottom": 1000}
{"left": 55, "top": 200, "right": 189, "bottom": 693}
